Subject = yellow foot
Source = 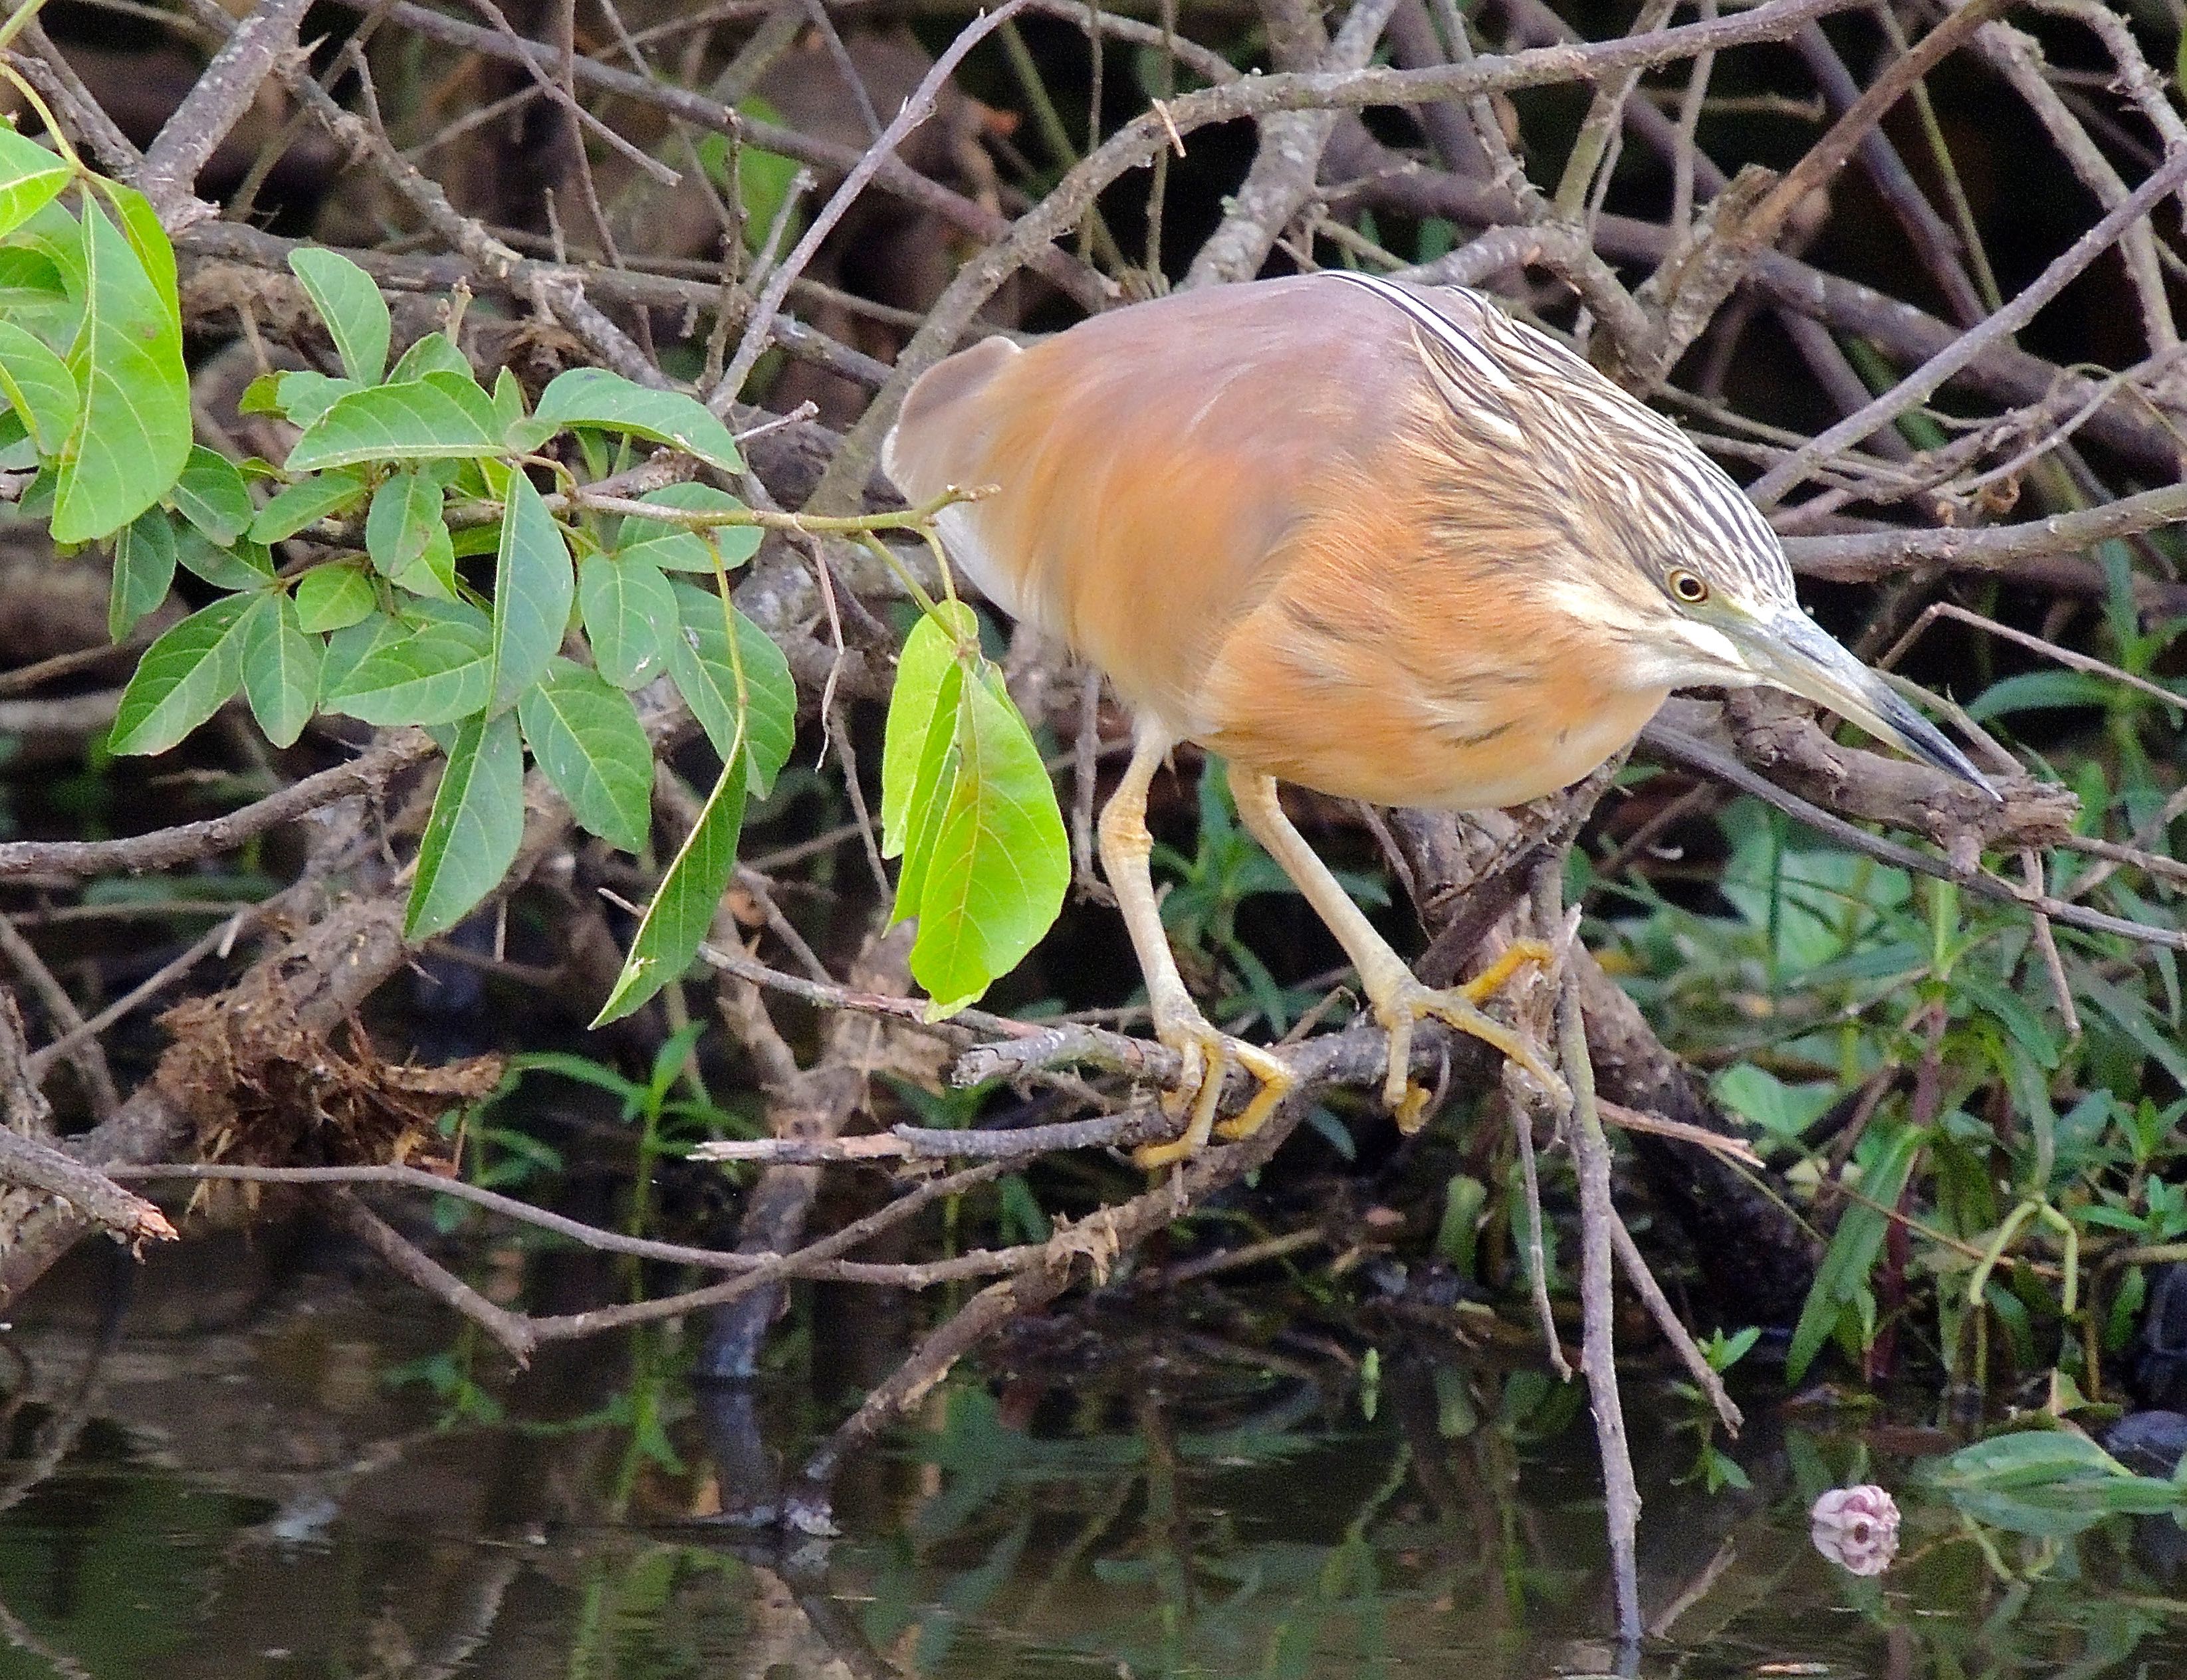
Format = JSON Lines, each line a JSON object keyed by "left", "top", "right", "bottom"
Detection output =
{"left": 1376, "top": 938, "right": 1568, "bottom": 1130}
{"left": 1133, "top": 1013, "right": 1296, "bottom": 1168}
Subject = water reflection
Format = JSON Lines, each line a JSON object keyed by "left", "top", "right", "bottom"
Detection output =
{"left": 1, "top": 1258, "right": 2185, "bottom": 1679}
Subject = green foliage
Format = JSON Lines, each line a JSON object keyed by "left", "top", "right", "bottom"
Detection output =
{"left": 0, "top": 134, "right": 191, "bottom": 541}
{"left": 1926, "top": 1428, "right": 2187, "bottom": 1537}
{"left": 408, "top": 709, "right": 525, "bottom": 938}
{"left": 55, "top": 191, "right": 190, "bottom": 541}
{"left": 288, "top": 245, "right": 390, "bottom": 384}
{"left": 880, "top": 602, "right": 1069, "bottom": 1017}
{"left": 10, "top": 217, "right": 1071, "bottom": 1019}
{"left": 0, "top": 59, "right": 1096, "bottom": 1120}
{"left": 1605, "top": 635, "right": 2187, "bottom": 1394}
{"left": 517, "top": 660, "right": 653, "bottom": 853}
{"left": 1786, "top": 1121, "right": 1928, "bottom": 1384}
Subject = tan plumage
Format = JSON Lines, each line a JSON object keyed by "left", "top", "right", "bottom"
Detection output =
{"left": 886, "top": 274, "right": 1988, "bottom": 1162}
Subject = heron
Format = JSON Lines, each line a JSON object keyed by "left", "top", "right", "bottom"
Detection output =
{"left": 884, "top": 272, "right": 1991, "bottom": 1165}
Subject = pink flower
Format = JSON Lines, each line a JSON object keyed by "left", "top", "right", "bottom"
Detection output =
{"left": 1809, "top": 1483, "right": 1900, "bottom": 1576}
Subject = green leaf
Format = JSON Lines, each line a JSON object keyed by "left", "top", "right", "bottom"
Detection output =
{"left": 406, "top": 708, "right": 526, "bottom": 938}
{"left": 249, "top": 469, "right": 368, "bottom": 544}
{"left": 293, "top": 560, "right": 377, "bottom": 633}
{"left": 391, "top": 515, "right": 459, "bottom": 600}
{"left": 900, "top": 662, "right": 1068, "bottom": 1016}
{"left": 108, "top": 508, "right": 176, "bottom": 641}
{"left": 173, "top": 523, "right": 275, "bottom": 590}
{"left": 1786, "top": 1123, "right": 1927, "bottom": 1384}
{"left": 1712, "top": 1063, "right": 1837, "bottom": 1145}
{"left": 1933, "top": 1429, "right": 2132, "bottom": 1491}
{"left": 881, "top": 605, "right": 970, "bottom": 856}
{"left": 365, "top": 468, "right": 443, "bottom": 578}
{"left": 891, "top": 661, "right": 963, "bottom": 922}
{"left": 387, "top": 332, "right": 471, "bottom": 383}
{"left": 697, "top": 118, "right": 802, "bottom": 257}
{"left": 322, "top": 599, "right": 493, "bottom": 725}
{"left": 518, "top": 659, "right": 653, "bottom": 851}
{"left": 240, "top": 591, "right": 321, "bottom": 748}
{"left": 0, "top": 245, "right": 68, "bottom": 310}
{"left": 287, "top": 247, "right": 390, "bottom": 385}
{"left": 274, "top": 370, "right": 357, "bottom": 426}
{"left": 94, "top": 182, "right": 178, "bottom": 332}
{"left": 285, "top": 372, "right": 503, "bottom": 473}
{"left": 611, "top": 482, "right": 762, "bottom": 572}
{"left": 1966, "top": 669, "right": 2116, "bottom": 722}
{"left": 51, "top": 199, "right": 192, "bottom": 543}
{"left": 491, "top": 365, "right": 526, "bottom": 433}
{"left": 169, "top": 445, "right": 254, "bottom": 545}
{"left": 664, "top": 582, "right": 795, "bottom": 792}
{"left": 238, "top": 371, "right": 285, "bottom": 415}
{"left": 533, "top": 368, "right": 743, "bottom": 474}
{"left": 1926, "top": 1428, "right": 2187, "bottom": 1536}
{"left": 108, "top": 593, "right": 253, "bottom": 754}
{"left": 0, "top": 318, "right": 77, "bottom": 451}
{"left": 9, "top": 199, "right": 86, "bottom": 302}
{"left": 2079, "top": 970, "right": 2187, "bottom": 1091}
{"left": 0, "top": 128, "right": 73, "bottom": 240}
{"left": 0, "top": 407, "right": 32, "bottom": 471}
{"left": 578, "top": 551, "right": 676, "bottom": 688}
{"left": 489, "top": 471, "right": 574, "bottom": 708}
{"left": 592, "top": 755, "right": 746, "bottom": 1026}
{"left": 321, "top": 609, "right": 395, "bottom": 693}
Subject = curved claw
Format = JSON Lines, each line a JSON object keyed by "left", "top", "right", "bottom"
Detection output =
{"left": 1133, "top": 1015, "right": 1296, "bottom": 1168}
{"left": 1376, "top": 939, "right": 1569, "bottom": 1129}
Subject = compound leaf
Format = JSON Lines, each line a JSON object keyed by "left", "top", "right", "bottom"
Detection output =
{"left": 108, "top": 507, "right": 176, "bottom": 640}
{"left": 0, "top": 128, "right": 72, "bottom": 241}
{"left": 169, "top": 445, "right": 253, "bottom": 545}
{"left": 365, "top": 468, "right": 441, "bottom": 578}
{"left": 612, "top": 482, "right": 760, "bottom": 573}
{"left": 293, "top": 560, "right": 376, "bottom": 634}
{"left": 251, "top": 468, "right": 368, "bottom": 545}
{"left": 903, "top": 663, "right": 1068, "bottom": 1015}
{"left": 663, "top": 582, "right": 794, "bottom": 793}
{"left": 322, "top": 599, "right": 493, "bottom": 725}
{"left": 881, "top": 603, "right": 971, "bottom": 857}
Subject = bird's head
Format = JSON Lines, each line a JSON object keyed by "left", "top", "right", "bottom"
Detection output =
{"left": 1325, "top": 273, "right": 1998, "bottom": 799}
{"left": 1608, "top": 476, "right": 1998, "bottom": 801}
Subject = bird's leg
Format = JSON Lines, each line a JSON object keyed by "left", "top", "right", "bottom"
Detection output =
{"left": 1226, "top": 766, "right": 1569, "bottom": 1130}
{"left": 1101, "top": 720, "right": 1295, "bottom": 1166}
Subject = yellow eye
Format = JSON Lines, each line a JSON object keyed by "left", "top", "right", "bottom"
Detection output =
{"left": 1668, "top": 568, "right": 1710, "bottom": 605}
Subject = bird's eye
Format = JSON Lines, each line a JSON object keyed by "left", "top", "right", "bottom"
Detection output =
{"left": 1667, "top": 568, "right": 1710, "bottom": 605}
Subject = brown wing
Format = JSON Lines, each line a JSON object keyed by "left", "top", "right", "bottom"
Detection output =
{"left": 884, "top": 278, "right": 1669, "bottom": 807}
{"left": 884, "top": 277, "right": 1429, "bottom": 734}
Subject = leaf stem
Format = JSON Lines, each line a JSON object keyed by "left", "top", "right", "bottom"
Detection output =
{"left": 0, "top": 58, "right": 80, "bottom": 172}
{"left": 0, "top": 0, "right": 51, "bottom": 58}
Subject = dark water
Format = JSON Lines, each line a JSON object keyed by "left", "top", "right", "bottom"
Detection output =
{"left": 4, "top": 1240, "right": 2186, "bottom": 1680}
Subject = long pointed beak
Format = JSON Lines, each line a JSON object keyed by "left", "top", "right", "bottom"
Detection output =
{"left": 1747, "top": 607, "right": 2000, "bottom": 799}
